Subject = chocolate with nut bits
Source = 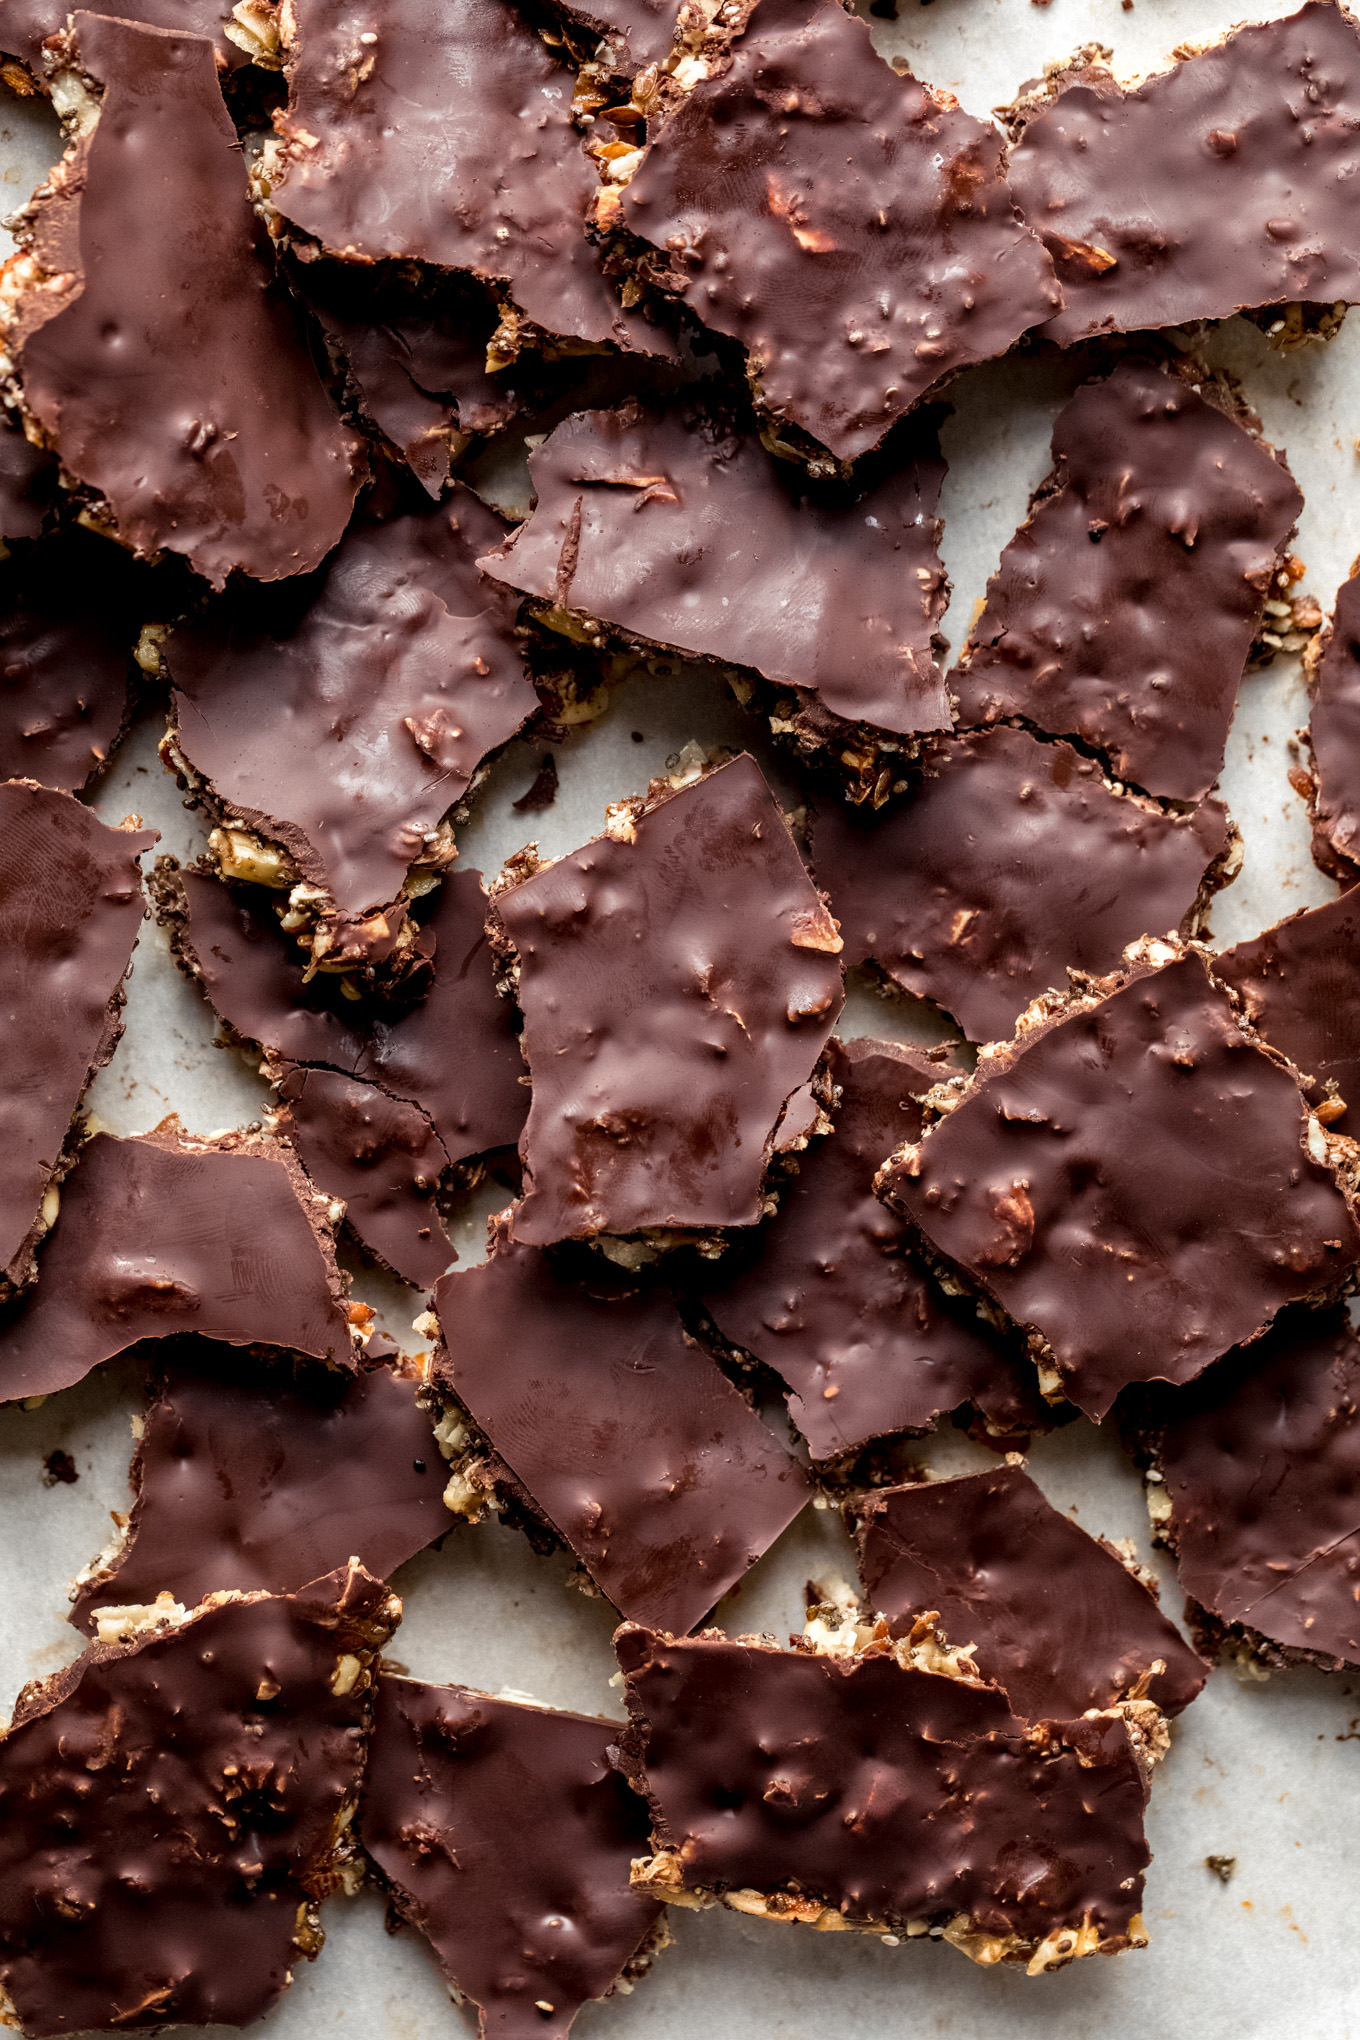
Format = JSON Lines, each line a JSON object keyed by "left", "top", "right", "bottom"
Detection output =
{"left": 698, "top": 1038, "right": 1043, "bottom": 1461}
{"left": 1215, "top": 890, "right": 1360, "bottom": 1125}
{"left": 853, "top": 1466, "right": 1206, "bottom": 1724}
{"left": 1305, "top": 564, "right": 1360, "bottom": 881}
{"left": 949, "top": 362, "right": 1303, "bottom": 804}
{"left": 614, "top": 0, "right": 1059, "bottom": 462}
{"left": 494, "top": 753, "right": 844, "bottom": 1244}
{"left": 879, "top": 948, "right": 1360, "bottom": 1421}
{"left": 432, "top": 1233, "right": 810, "bottom": 1632}
{"left": 812, "top": 724, "right": 1238, "bottom": 1043}
{"left": 2, "top": 13, "right": 360, "bottom": 588}
{"left": 615, "top": 1623, "right": 1151, "bottom": 1970}
{"left": 0, "top": 1563, "right": 397, "bottom": 2038}
{"left": 362, "top": 1678, "right": 665, "bottom": 2040}
{"left": 0, "top": 783, "right": 154, "bottom": 1298}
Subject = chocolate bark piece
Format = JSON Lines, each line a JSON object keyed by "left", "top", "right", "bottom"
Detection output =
{"left": 811, "top": 726, "right": 1238, "bottom": 1044}
{"left": 0, "top": 414, "right": 57, "bottom": 540}
{"left": 0, "top": 1563, "right": 397, "bottom": 2037}
{"left": 1215, "top": 891, "right": 1360, "bottom": 1124}
{"left": 362, "top": 1677, "right": 665, "bottom": 2039}
{"left": 0, "top": 0, "right": 253, "bottom": 72}
{"left": 1006, "top": 3, "right": 1360, "bottom": 348}
{"left": 697, "top": 1038, "right": 1042, "bottom": 1461}
{"left": 879, "top": 948, "right": 1360, "bottom": 1421}
{"left": 478, "top": 403, "right": 951, "bottom": 742}
{"left": 1152, "top": 1304, "right": 1360, "bottom": 1669}
{"left": 71, "top": 1344, "right": 450, "bottom": 1631}
{"left": 949, "top": 362, "right": 1303, "bottom": 804}
{"left": 612, "top": 0, "right": 1058, "bottom": 465}
{"left": 1305, "top": 562, "right": 1360, "bottom": 880}
{"left": 0, "top": 1125, "right": 355, "bottom": 1402}
{"left": 165, "top": 491, "right": 537, "bottom": 970}
{"left": 431, "top": 1233, "right": 810, "bottom": 1632}
{"left": 1, "top": 15, "right": 360, "bottom": 589}
{"left": 0, "top": 783, "right": 154, "bottom": 1298}
{"left": 495, "top": 754, "right": 844, "bottom": 1244}
{"left": 616, "top": 1624, "right": 1150, "bottom": 1969}
{"left": 853, "top": 1467, "right": 1205, "bottom": 1722}
{"left": 269, "top": 0, "right": 668, "bottom": 361}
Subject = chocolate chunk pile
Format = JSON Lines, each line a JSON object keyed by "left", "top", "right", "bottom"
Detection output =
{"left": 3, "top": 0, "right": 1360, "bottom": 2028}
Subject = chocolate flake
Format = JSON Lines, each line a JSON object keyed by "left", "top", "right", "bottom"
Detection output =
{"left": 512, "top": 751, "right": 560, "bottom": 813}
{"left": 41, "top": 1448, "right": 77, "bottom": 1486}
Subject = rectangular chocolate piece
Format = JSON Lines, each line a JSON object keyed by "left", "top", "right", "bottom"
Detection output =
{"left": 361, "top": 1678, "right": 665, "bottom": 2039}
{"left": 1215, "top": 890, "right": 1360, "bottom": 1126}
{"left": 879, "top": 947, "right": 1360, "bottom": 1420}
{"left": 1304, "top": 562, "right": 1360, "bottom": 880}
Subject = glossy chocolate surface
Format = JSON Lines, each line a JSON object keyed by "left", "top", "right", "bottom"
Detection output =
{"left": 1215, "top": 889, "right": 1360, "bottom": 1122}
{"left": 480, "top": 404, "right": 951, "bottom": 737}
{"left": 0, "top": 415, "right": 56, "bottom": 540}
{"left": 0, "top": 1127, "right": 353, "bottom": 1401}
{"left": 950, "top": 362, "right": 1302, "bottom": 803}
{"left": 813, "top": 725, "right": 1235, "bottom": 1043}
{"left": 0, "top": 532, "right": 147, "bottom": 791}
{"left": 855, "top": 1467, "right": 1206, "bottom": 1721}
{"left": 620, "top": 0, "right": 1058, "bottom": 461}
{"left": 362, "top": 1678, "right": 663, "bottom": 2039}
{"left": 433, "top": 1234, "right": 810, "bottom": 1632}
{"left": 72, "top": 1344, "right": 449, "bottom": 1629}
{"left": 699, "top": 1039, "right": 1041, "bottom": 1459}
{"left": 1008, "top": 3, "right": 1360, "bottom": 346}
{"left": 0, "top": 1564, "right": 395, "bottom": 2037}
{"left": 1306, "top": 566, "right": 1360, "bottom": 880}
{"left": 615, "top": 1626, "right": 1149, "bottom": 1946}
{"left": 497, "top": 754, "right": 844, "bottom": 1242}
{"left": 168, "top": 493, "right": 536, "bottom": 924}
{"left": 0, "top": 783, "right": 153, "bottom": 1286}
{"left": 0, "top": 0, "right": 248, "bottom": 69}
{"left": 1157, "top": 1305, "right": 1360, "bottom": 1666}
{"left": 11, "top": 14, "right": 359, "bottom": 588}
{"left": 881, "top": 952, "right": 1360, "bottom": 1420}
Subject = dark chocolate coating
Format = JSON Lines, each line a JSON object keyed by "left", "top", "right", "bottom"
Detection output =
{"left": 855, "top": 1467, "right": 1206, "bottom": 1721}
{"left": 168, "top": 493, "right": 536, "bottom": 923}
{"left": 1306, "top": 565, "right": 1360, "bottom": 881}
{"left": 497, "top": 754, "right": 844, "bottom": 1242}
{"left": 479, "top": 405, "right": 951, "bottom": 737}
{"left": 1157, "top": 1305, "right": 1360, "bottom": 1665}
{"left": 0, "top": 1565, "right": 394, "bottom": 2037}
{"left": 812, "top": 725, "right": 1235, "bottom": 1043}
{"left": 1215, "top": 890, "right": 1360, "bottom": 1120}
{"left": 361, "top": 1678, "right": 663, "bottom": 2040}
{"left": 699, "top": 1038, "right": 1041, "bottom": 1459}
{"left": 0, "top": 1127, "right": 353, "bottom": 1402}
{"left": 0, "top": 783, "right": 153, "bottom": 1284}
{"left": 950, "top": 363, "right": 1302, "bottom": 804}
{"left": 620, "top": 0, "right": 1058, "bottom": 462}
{"left": 547, "top": 0, "right": 679, "bottom": 68}
{"left": 433, "top": 1235, "right": 810, "bottom": 1633}
{"left": 1008, "top": 2, "right": 1360, "bottom": 346}
{"left": 273, "top": 0, "right": 667, "bottom": 356}
{"left": 881, "top": 952, "right": 1360, "bottom": 1420}
{"left": 0, "top": 532, "right": 147, "bottom": 792}
{"left": 276, "top": 1062, "right": 455, "bottom": 1287}
{"left": 0, "top": 414, "right": 56, "bottom": 540}
{"left": 71, "top": 1344, "right": 450, "bottom": 1629}
{"left": 615, "top": 1626, "right": 1149, "bottom": 1946}
{"left": 13, "top": 14, "right": 359, "bottom": 588}
{"left": 0, "top": 0, "right": 247, "bottom": 69}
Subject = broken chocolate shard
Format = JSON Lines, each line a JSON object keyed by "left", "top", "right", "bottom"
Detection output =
{"left": 1305, "top": 562, "right": 1360, "bottom": 881}
{"left": 0, "top": 782, "right": 154, "bottom": 1297}
{"left": 432, "top": 1232, "right": 810, "bottom": 1633}
{"left": 1007, "top": 3, "right": 1360, "bottom": 347}
{"left": 271, "top": 0, "right": 669, "bottom": 358}
{"left": 362, "top": 1676, "right": 665, "bottom": 2040}
{"left": 0, "top": 1563, "right": 397, "bottom": 2038}
{"left": 949, "top": 361, "right": 1303, "bottom": 804}
{"left": 0, "top": 414, "right": 57, "bottom": 541}
{"left": 1215, "top": 890, "right": 1360, "bottom": 1124}
{"left": 165, "top": 491, "right": 537, "bottom": 966}
{"left": 811, "top": 725, "right": 1238, "bottom": 1044}
{"left": 879, "top": 948, "right": 1360, "bottom": 1421}
{"left": 614, "top": 0, "right": 1059, "bottom": 463}
{"left": 615, "top": 1624, "right": 1150, "bottom": 1967}
{"left": 494, "top": 753, "right": 844, "bottom": 1244}
{"left": 0, "top": 1125, "right": 355, "bottom": 1403}
{"left": 0, "top": 0, "right": 254, "bottom": 72}
{"left": 853, "top": 1466, "right": 1206, "bottom": 1723}
{"left": 71, "top": 1342, "right": 451, "bottom": 1631}
{"left": 2, "top": 13, "right": 360, "bottom": 588}
{"left": 479, "top": 403, "right": 951, "bottom": 739}
{"left": 1152, "top": 1304, "right": 1360, "bottom": 1670}
{"left": 698, "top": 1038, "right": 1043, "bottom": 1460}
